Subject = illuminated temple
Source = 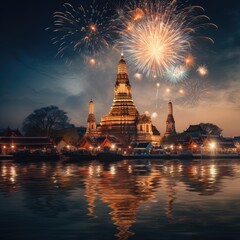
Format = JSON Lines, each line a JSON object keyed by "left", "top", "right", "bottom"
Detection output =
{"left": 83, "top": 54, "right": 161, "bottom": 147}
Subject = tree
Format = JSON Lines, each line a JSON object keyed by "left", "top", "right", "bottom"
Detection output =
{"left": 200, "top": 123, "right": 223, "bottom": 136}
{"left": 22, "top": 106, "right": 71, "bottom": 137}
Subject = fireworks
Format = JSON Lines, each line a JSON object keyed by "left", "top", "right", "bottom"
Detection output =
{"left": 166, "top": 65, "right": 189, "bottom": 82}
{"left": 118, "top": 0, "right": 215, "bottom": 78}
{"left": 151, "top": 112, "right": 158, "bottom": 119}
{"left": 48, "top": 1, "right": 117, "bottom": 61}
{"left": 89, "top": 58, "right": 96, "bottom": 65}
{"left": 134, "top": 72, "right": 142, "bottom": 80}
{"left": 166, "top": 88, "right": 171, "bottom": 93}
{"left": 185, "top": 55, "right": 195, "bottom": 67}
{"left": 197, "top": 65, "right": 208, "bottom": 77}
{"left": 178, "top": 78, "right": 211, "bottom": 106}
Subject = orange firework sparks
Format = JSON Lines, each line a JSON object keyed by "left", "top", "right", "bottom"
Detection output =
{"left": 185, "top": 54, "right": 195, "bottom": 67}
{"left": 132, "top": 8, "right": 145, "bottom": 21}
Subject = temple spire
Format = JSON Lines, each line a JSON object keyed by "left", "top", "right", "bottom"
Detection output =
{"left": 164, "top": 101, "right": 176, "bottom": 137}
{"left": 117, "top": 53, "right": 127, "bottom": 74}
{"left": 168, "top": 101, "right": 173, "bottom": 115}
{"left": 86, "top": 99, "right": 97, "bottom": 136}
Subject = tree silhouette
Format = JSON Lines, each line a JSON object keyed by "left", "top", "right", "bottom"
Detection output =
{"left": 200, "top": 123, "right": 223, "bottom": 136}
{"left": 22, "top": 105, "right": 71, "bottom": 137}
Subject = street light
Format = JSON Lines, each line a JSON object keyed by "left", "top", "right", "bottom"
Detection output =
{"left": 209, "top": 142, "right": 216, "bottom": 155}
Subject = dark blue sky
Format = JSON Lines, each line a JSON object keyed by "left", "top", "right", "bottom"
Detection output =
{"left": 1, "top": 0, "right": 240, "bottom": 136}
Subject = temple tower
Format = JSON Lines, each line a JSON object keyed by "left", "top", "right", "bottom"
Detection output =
{"left": 164, "top": 101, "right": 176, "bottom": 137}
{"left": 86, "top": 99, "right": 97, "bottom": 136}
{"left": 97, "top": 54, "right": 139, "bottom": 144}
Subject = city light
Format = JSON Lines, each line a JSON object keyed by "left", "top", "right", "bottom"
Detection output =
{"left": 210, "top": 142, "right": 216, "bottom": 149}
{"left": 111, "top": 144, "right": 116, "bottom": 150}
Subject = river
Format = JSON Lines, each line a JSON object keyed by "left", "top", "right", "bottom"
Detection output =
{"left": 0, "top": 159, "right": 240, "bottom": 240}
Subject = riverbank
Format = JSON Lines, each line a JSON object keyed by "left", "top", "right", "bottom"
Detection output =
{"left": 1, "top": 153, "right": 240, "bottom": 161}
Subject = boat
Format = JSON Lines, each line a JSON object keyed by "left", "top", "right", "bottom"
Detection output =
{"left": 62, "top": 150, "right": 95, "bottom": 161}
{"left": 13, "top": 150, "right": 60, "bottom": 162}
{"left": 96, "top": 152, "right": 123, "bottom": 161}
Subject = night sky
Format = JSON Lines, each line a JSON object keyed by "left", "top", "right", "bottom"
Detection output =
{"left": 1, "top": 0, "right": 240, "bottom": 136}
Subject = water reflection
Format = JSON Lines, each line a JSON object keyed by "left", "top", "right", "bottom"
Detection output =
{"left": 0, "top": 159, "right": 239, "bottom": 239}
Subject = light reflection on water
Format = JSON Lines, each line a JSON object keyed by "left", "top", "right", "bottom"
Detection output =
{"left": 0, "top": 159, "right": 240, "bottom": 240}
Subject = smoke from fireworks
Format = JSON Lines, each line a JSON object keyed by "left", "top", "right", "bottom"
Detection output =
{"left": 47, "top": 1, "right": 117, "bottom": 63}
{"left": 118, "top": 0, "right": 216, "bottom": 78}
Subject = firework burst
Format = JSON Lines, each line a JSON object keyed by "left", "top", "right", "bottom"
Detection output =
{"left": 48, "top": 1, "right": 117, "bottom": 62}
{"left": 177, "top": 78, "right": 211, "bottom": 106}
{"left": 118, "top": 0, "right": 216, "bottom": 78}
{"left": 197, "top": 65, "right": 208, "bottom": 77}
{"left": 166, "top": 65, "right": 189, "bottom": 82}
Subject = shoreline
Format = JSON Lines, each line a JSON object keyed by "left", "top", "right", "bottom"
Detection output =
{"left": 1, "top": 153, "right": 240, "bottom": 161}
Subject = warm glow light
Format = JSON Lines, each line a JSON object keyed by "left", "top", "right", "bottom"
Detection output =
{"left": 3, "top": 145, "right": 6, "bottom": 149}
{"left": 111, "top": 144, "right": 116, "bottom": 150}
{"left": 185, "top": 54, "right": 195, "bottom": 67}
{"left": 11, "top": 145, "right": 15, "bottom": 149}
{"left": 166, "top": 88, "right": 171, "bottom": 93}
{"left": 134, "top": 72, "right": 142, "bottom": 80}
{"left": 197, "top": 65, "right": 208, "bottom": 76}
{"left": 89, "top": 58, "right": 96, "bottom": 65}
{"left": 89, "top": 24, "right": 96, "bottom": 31}
{"left": 210, "top": 142, "right": 216, "bottom": 149}
{"left": 67, "top": 145, "right": 70, "bottom": 149}
{"left": 151, "top": 112, "right": 158, "bottom": 118}
{"left": 156, "top": 82, "right": 160, "bottom": 88}
{"left": 179, "top": 89, "right": 184, "bottom": 94}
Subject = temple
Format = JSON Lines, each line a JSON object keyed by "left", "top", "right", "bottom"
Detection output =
{"left": 164, "top": 101, "right": 176, "bottom": 137}
{"left": 83, "top": 54, "right": 161, "bottom": 147}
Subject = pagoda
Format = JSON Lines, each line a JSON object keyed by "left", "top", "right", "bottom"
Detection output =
{"left": 95, "top": 53, "right": 160, "bottom": 146}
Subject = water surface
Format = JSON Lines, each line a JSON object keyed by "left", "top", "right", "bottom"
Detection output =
{"left": 0, "top": 159, "right": 240, "bottom": 240}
